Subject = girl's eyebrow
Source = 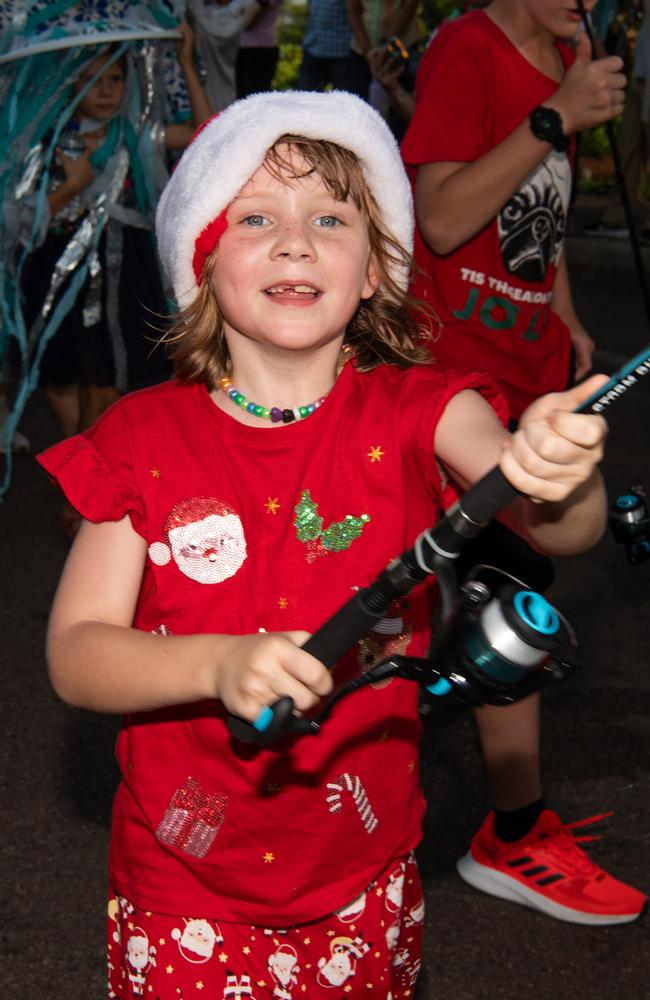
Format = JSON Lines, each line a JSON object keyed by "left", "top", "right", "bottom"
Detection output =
{"left": 232, "top": 187, "right": 351, "bottom": 205}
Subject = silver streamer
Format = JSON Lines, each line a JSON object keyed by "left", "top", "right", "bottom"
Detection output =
{"left": 30, "top": 146, "right": 130, "bottom": 350}
{"left": 14, "top": 143, "right": 44, "bottom": 201}
{"left": 82, "top": 249, "right": 102, "bottom": 328}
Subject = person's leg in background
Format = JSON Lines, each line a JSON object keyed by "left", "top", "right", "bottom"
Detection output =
{"left": 341, "top": 49, "right": 372, "bottom": 100}
{"left": 450, "top": 522, "right": 646, "bottom": 925}
{"left": 296, "top": 50, "right": 331, "bottom": 90}
{"left": 235, "top": 45, "right": 279, "bottom": 97}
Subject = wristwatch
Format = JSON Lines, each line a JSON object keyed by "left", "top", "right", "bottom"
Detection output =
{"left": 529, "top": 105, "right": 570, "bottom": 153}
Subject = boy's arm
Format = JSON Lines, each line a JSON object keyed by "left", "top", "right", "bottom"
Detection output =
{"left": 415, "top": 33, "right": 625, "bottom": 255}
{"left": 434, "top": 377, "right": 609, "bottom": 556}
{"left": 46, "top": 517, "right": 331, "bottom": 715}
{"left": 551, "top": 251, "right": 595, "bottom": 380}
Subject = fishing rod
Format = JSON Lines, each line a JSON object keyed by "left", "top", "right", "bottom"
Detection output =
{"left": 227, "top": 343, "right": 650, "bottom": 747}
{"left": 577, "top": 0, "right": 650, "bottom": 327}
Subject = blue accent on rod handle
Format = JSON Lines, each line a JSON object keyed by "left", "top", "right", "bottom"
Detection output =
{"left": 253, "top": 706, "right": 274, "bottom": 732}
{"left": 426, "top": 678, "right": 453, "bottom": 696}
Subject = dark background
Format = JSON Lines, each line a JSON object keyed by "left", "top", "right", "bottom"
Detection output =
{"left": 1, "top": 213, "right": 648, "bottom": 998}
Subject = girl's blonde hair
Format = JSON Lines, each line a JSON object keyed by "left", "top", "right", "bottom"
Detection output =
{"left": 162, "top": 135, "right": 436, "bottom": 389}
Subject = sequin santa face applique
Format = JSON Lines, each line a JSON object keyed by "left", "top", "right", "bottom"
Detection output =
{"left": 148, "top": 497, "right": 247, "bottom": 584}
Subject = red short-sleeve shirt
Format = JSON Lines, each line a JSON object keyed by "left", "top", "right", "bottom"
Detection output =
{"left": 39, "top": 362, "right": 506, "bottom": 924}
{"left": 402, "top": 10, "right": 576, "bottom": 418}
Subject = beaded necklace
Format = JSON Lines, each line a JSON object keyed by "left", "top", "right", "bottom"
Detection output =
{"left": 218, "top": 376, "right": 328, "bottom": 423}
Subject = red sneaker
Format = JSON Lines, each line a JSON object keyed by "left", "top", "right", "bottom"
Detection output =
{"left": 457, "top": 809, "right": 647, "bottom": 925}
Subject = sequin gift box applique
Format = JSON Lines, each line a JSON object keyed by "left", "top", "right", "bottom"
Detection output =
{"left": 156, "top": 776, "right": 228, "bottom": 859}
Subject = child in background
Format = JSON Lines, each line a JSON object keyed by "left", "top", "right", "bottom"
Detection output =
{"left": 39, "top": 91, "right": 624, "bottom": 997}
{"left": 21, "top": 24, "right": 211, "bottom": 536}
{"left": 400, "top": 0, "right": 644, "bottom": 925}
{"left": 236, "top": 0, "right": 284, "bottom": 98}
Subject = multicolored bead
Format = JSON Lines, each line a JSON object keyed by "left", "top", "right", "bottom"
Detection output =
{"left": 219, "top": 376, "right": 327, "bottom": 424}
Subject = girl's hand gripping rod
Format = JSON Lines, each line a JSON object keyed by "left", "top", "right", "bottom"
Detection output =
{"left": 228, "top": 347, "right": 650, "bottom": 746}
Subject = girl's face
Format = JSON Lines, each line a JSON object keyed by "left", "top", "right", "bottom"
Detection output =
{"left": 209, "top": 148, "right": 379, "bottom": 363}
{"left": 74, "top": 56, "right": 125, "bottom": 122}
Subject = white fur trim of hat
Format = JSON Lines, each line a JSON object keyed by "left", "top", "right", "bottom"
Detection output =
{"left": 155, "top": 90, "right": 414, "bottom": 310}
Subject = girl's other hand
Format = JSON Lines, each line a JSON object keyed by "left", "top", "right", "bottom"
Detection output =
{"left": 57, "top": 147, "right": 94, "bottom": 194}
{"left": 212, "top": 631, "right": 333, "bottom": 723}
{"left": 175, "top": 21, "right": 196, "bottom": 66}
{"left": 500, "top": 374, "right": 609, "bottom": 503}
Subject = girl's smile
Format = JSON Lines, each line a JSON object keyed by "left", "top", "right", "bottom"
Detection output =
{"left": 263, "top": 281, "right": 322, "bottom": 306}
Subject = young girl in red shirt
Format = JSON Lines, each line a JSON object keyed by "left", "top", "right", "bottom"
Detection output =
{"left": 39, "top": 90, "right": 619, "bottom": 998}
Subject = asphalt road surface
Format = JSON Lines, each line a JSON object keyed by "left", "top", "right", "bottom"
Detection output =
{"left": 1, "top": 220, "right": 648, "bottom": 999}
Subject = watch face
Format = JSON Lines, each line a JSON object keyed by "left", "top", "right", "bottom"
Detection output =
{"left": 530, "top": 107, "right": 569, "bottom": 152}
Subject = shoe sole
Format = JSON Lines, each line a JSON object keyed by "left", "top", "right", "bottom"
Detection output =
{"left": 457, "top": 852, "right": 641, "bottom": 926}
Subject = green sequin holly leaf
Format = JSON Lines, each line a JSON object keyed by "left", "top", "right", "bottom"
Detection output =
{"left": 294, "top": 490, "right": 370, "bottom": 555}
{"left": 321, "top": 514, "right": 371, "bottom": 552}
{"left": 294, "top": 489, "right": 323, "bottom": 541}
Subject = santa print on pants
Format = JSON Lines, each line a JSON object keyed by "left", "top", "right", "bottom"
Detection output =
{"left": 171, "top": 917, "right": 224, "bottom": 962}
{"left": 316, "top": 935, "right": 372, "bottom": 988}
{"left": 267, "top": 942, "right": 301, "bottom": 997}
{"left": 107, "top": 853, "right": 424, "bottom": 998}
{"left": 125, "top": 927, "right": 156, "bottom": 996}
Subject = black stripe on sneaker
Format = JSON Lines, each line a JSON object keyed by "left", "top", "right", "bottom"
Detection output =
{"left": 506, "top": 856, "right": 533, "bottom": 868}
{"left": 535, "top": 874, "right": 565, "bottom": 886}
{"left": 522, "top": 865, "right": 548, "bottom": 877}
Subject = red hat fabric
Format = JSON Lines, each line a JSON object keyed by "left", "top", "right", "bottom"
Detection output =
{"left": 192, "top": 210, "right": 228, "bottom": 284}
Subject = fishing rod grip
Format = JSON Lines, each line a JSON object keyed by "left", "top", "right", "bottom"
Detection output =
{"left": 301, "top": 586, "right": 397, "bottom": 668}
{"left": 457, "top": 465, "right": 519, "bottom": 526}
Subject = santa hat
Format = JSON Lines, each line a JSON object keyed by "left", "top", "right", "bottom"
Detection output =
{"left": 155, "top": 90, "right": 414, "bottom": 310}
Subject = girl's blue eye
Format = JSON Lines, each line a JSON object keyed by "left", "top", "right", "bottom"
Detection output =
{"left": 315, "top": 215, "right": 340, "bottom": 227}
{"left": 243, "top": 215, "right": 267, "bottom": 227}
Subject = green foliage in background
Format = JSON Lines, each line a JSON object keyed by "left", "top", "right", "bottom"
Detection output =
{"left": 580, "top": 124, "right": 614, "bottom": 159}
{"left": 273, "top": 0, "right": 308, "bottom": 90}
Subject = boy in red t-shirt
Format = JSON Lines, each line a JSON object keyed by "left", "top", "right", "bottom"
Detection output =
{"left": 401, "top": 0, "right": 644, "bottom": 925}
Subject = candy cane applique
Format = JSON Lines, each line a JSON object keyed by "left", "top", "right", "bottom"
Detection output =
{"left": 326, "top": 773, "right": 378, "bottom": 834}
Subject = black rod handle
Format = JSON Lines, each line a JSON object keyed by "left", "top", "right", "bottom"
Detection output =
{"left": 456, "top": 465, "right": 518, "bottom": 526}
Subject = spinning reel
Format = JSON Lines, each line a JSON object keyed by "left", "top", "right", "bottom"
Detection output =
{"left": 609, "top": 486, "right": 650, "bottom": 566}
{"left": 228, "top": 561, "right": 578, "bottom": 748}
{"left": 419, "top": 566, "right": 577, "bottom": 726}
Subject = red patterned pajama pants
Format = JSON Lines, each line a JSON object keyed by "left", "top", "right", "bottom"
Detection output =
{"left": 107, "top": 852, "right": 424, "bottom": 999}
